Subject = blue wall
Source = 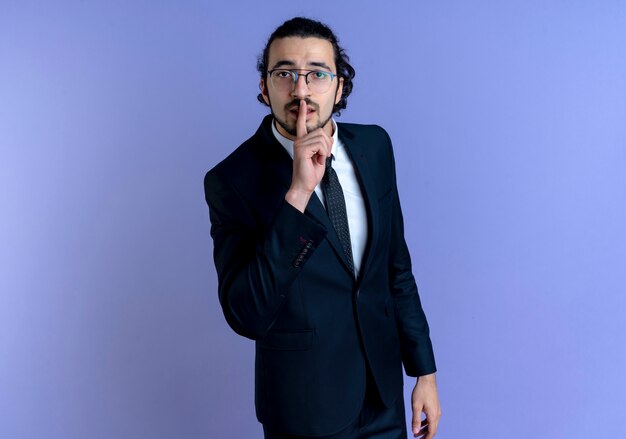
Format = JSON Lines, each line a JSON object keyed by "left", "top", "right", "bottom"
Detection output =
{"left": 1, "top": 1, "right": 625, "bottom": 437}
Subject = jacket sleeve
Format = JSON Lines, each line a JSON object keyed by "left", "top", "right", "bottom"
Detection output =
{"left": 204, "top": 169, "right": 327, "bottom": 340}
{"left": 383, "top": 129, "right": 437, "bottom": 377}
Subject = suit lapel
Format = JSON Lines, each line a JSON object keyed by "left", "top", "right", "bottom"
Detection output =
{"left": 339, "top": 125, "right": 378, "bottom": 285}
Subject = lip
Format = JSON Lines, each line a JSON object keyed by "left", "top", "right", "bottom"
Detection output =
{"left": 289, "top": 107, "right": 316, "bottom": 119}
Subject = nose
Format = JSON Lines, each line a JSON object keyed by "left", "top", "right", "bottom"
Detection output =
{"left": 291, "top": 73, "right": 310, "bottom": 99}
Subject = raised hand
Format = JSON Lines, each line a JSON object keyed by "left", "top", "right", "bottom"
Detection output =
{"left": 284, "top": 100, "right": 333, "bottom": 212}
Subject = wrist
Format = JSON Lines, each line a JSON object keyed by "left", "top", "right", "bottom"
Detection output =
{"left": 285, "top": 188, "right": 312, "bottom": 213}
{"left": 417, "top": 373, "right": 436, "bottom": 384}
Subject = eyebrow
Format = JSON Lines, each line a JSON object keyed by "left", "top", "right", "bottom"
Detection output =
{"left": 270, "top": 60, "right": 333, "bottom": 71}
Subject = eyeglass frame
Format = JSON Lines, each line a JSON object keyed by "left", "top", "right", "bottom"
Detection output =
{"left": 267, "top": 68, "right": 338, "bottom": 92}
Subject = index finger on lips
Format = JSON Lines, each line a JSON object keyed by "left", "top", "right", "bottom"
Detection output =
{"left": 296, "top": 100, "right": 307, "bottom": 138}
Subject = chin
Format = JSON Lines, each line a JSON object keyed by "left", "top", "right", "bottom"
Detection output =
{"left": 274, "top": 116, "right": 297, "bottom": 137}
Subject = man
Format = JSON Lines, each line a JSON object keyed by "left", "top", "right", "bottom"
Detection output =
{"left": 204, "top": 17, "right": 440, "bottom": 439}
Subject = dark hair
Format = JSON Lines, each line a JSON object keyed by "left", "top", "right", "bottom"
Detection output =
{"left": 256, "top": 17, "right": 355, "bottom": 116}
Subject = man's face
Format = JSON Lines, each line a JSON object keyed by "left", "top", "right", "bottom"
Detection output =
{"left": 260, "top": 37, "right": 344, "bottom": 140}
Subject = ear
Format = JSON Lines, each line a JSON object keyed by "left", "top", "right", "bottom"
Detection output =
{"left": 260, "top": 78, "right": 270, "bottom": 105}
{"left": 334, "top": 77, "right": 344, "bottom": 105}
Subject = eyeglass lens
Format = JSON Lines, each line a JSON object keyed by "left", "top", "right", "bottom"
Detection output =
{"left": 271, "top": 70, "right": 333, "bottom": 93}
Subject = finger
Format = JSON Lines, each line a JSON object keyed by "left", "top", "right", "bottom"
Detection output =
{"left": 415, "top": 423, "right": 429, "bottom": 438}
{"left": 317, "top": 129, "right": 333, "bottom": 157}
{"left": 294, "top": 130, "right": 328, "bottom": 143}
{"left": 296, "top": 100, "right": 307, "bottom": 138}
{"left": 422, "top": 415, "right": 438, "bottom": 439}
{"left": 295, "top": 134, "right": 332, "bottom": 152}
{"left": 424, "top": 407, "right": 440, "bottom": 433}
{"left": 295, "top": 137, "right": 333, "bottom": 163}
{"left": 314, "top": 147, "right": 328, "bottom": 167}
{"left": 414, "top": 420, "right": 431, "bottom": 438}
{"left": 425, "top": 423, "right": 438, "bottom": 439}
{"left": 412, "top": 411, "right": 422, "bottom": 437}
{"left": 296, "top": 128, "right": 332, "bottom": 146}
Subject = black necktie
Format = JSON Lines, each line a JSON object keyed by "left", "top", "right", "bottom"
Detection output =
{"left": 321, "top": 154, "right": 354, "bottom": 275}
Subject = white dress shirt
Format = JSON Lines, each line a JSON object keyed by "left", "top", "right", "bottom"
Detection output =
{"left": 272, "top": 119, "right": 368, "bottom": 277}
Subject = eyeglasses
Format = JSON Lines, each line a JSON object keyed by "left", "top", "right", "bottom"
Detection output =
{"left": 267, "top": 69, "right": 337, "bottom": 94}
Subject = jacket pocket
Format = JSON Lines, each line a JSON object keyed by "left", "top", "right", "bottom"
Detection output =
{"left": 258, "top": 329, "right": 315, "bottom": 351}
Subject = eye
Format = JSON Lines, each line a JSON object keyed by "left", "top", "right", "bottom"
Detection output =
{"left": 313, "top": 71, "right": 329, "bottom": 79}
{"left": 274, "top": 70, "right": 292, "bottom": 79}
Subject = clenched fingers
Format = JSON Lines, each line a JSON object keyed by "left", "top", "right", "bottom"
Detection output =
{"left": 293, "top": 129, "right": 333, "bottom": 164}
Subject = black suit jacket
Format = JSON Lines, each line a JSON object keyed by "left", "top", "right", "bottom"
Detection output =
{"left": 204, "top": 115, "right": 436, "bottom": 436}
